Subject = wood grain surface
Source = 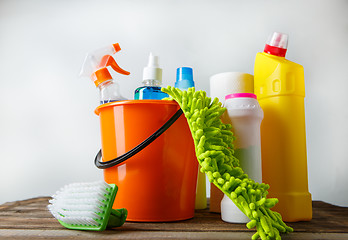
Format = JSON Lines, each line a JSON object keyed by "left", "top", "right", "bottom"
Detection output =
{"left": 0, "top": 197, "right": 347, "bottom": 239}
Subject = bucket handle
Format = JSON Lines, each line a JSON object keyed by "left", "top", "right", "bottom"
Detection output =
{"left": 95, "top": 108, "right": 184, "bottom": 169}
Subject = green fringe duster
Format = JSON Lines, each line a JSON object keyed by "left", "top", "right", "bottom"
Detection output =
{"left": 162, "top": 86, "right": 293, "bottom": 240}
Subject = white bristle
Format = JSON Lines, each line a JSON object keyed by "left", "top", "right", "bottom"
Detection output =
{"left": 53, "top": 192, "right": 108, "bottom": 201}
{"left": 56, "top": 181, "right": 110, "bottom": 196}
{"left": 55, "top": 215, "right": 99, "bottom": 226}
{"left": 51, "top": 203, "right": 101, "bottom": 212}
{"left": 58, "top": 210, "right": 100, "bottom": 219}
{"left": 62, "top": 187, "right": 108, "bottom": 195}
{"left": 48, "top": 181, "right": 112, "bottom": 226}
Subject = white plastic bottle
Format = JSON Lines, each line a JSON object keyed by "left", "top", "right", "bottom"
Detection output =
{"left": 209, "top": 72, "right": 254, "bottom": 213}
{"left": 221, "top": 93, "right": 264, "bottom": 223}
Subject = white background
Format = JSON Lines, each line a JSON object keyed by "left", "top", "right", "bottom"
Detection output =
{"left": 1, "top": 0, "right": 347, "bottom": 207}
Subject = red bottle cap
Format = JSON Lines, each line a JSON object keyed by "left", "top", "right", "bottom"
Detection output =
{"left": 263, "top": 32, "right": 288, "bottom": 57}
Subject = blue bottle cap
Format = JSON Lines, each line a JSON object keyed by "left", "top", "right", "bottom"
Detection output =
{"left": 175, "top": 67, "right": 195, "bottom": 90}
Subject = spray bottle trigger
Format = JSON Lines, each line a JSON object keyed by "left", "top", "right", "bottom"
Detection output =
{"left": 99, "top": 55, "right": 130, "bottom": 76}
{"left": 112, "top": 43, "right": 121, "bottom": 53}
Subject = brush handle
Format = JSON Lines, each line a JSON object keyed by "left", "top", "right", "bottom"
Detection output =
{"left": 107, "top": 208, "right": 128, "bottom": 229}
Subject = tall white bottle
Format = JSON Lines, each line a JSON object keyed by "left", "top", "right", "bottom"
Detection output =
{"left": 209, "top": 72, "right": 254, "bottom": 213}
{"left": 221, "top": 92, "right": 263, "bottom": 223}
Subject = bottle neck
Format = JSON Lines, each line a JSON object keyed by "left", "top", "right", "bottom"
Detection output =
{"left": 142, "top": 79, "right": 161, "bottom": 87}
{"left": 97, "top": 80, "right": 112, "bottom": 89}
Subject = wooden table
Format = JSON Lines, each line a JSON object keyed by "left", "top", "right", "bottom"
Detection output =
{"left": 0, "top": 197, "right": 347, "bottom": 239}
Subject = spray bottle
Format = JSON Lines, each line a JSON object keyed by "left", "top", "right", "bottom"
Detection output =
{"left": 254, "top": 32, "right": 312, "bottom": 222}
{"left": 80, "top": 43, "right": 130, "bottom": 104}
{"left": 134, "top": 53, "right": 168, "bottom": 100}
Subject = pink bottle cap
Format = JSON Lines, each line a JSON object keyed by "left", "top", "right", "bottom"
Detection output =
{"left": 225, "top": 93, "right": 257, "bottom": 100}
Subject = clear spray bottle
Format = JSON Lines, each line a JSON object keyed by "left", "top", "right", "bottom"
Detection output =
{"left": 80, "top": 43, "right": 130, "bottom": 104}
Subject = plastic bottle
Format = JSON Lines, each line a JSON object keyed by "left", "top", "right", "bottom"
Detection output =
{"left": 80, "top": 43, "right": 130, "bottom": 104}
{"left": 254, "top": 32, "right": 312, "bottom": 222}
{"left": 175, "top": 67, "right": 206, "bottom": 210}
{"left": 134, "top": 53, "right": 168, "bottom": 100}
{"left": 210, "top": 72, "right": 254, "bottom": 104}
{"left": 221, "top": 93, "right": 263, "bottom": 223}
{"left": 209, "top": 72, "right": 254, "bottom": 213}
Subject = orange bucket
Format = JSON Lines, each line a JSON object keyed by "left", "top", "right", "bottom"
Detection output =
{"left": 94, "top": 100, "right": 198, "bottom": 222}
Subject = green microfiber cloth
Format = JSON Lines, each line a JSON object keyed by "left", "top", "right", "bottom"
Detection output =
{"left": 162, "top": 86, "right": 293, "bottom": 240}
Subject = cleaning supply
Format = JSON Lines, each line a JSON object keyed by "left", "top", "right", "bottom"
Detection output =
{"left": 254, "top": 32, "right": 312, "bottom": 222}
{"left": 175, "top": 67, "right": 206, "bottom": 210}
{"left": 210, "top": 72, "right": 254, "bottom": 104}
{"left": 162, "top": 86, "right": 293, "bottom": 240}
{"left": 134, "top": 53, "right": 168, "bottom": 100}
{"left": 80, "top": 43, "right": 130, "bottom": 104}
{"left": 175, "top": 67, "right": 195, "bottom": 90}
{"left": 94, "top": 100, "right": 198, "bottom": 222}
{"left": 221, "top": 93, "right": 263, "bottom": 223}
{"left": 47, "top": 181, "right": 127, "bottom": 231}
{"left": 209, "top": 72, "right": 254, "bottom": 213}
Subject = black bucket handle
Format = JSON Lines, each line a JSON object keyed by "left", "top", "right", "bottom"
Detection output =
{"left": 95, "top": 108, "right": 183, "bottom": 169}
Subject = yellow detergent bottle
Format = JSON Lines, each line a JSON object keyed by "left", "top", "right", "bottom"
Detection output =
{"left": 254, "top": 32, "right": 312, "bottom": 222}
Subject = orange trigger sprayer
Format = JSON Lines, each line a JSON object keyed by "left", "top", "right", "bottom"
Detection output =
{"left": 80, "top": 43, "right": 130, "bottom": 104}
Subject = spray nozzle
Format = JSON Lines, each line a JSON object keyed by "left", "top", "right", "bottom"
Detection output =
{"left": 80, "top": 43, "right": 130, "bottom": 87}
{"left": 142, "top": 52, "right": 162, "bottom": 84}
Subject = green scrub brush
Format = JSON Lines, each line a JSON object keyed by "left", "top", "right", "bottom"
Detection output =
{"left": 48, "top": 181, "right": 127, "bottom": 231}
{"left": 162, "top": 86, "right": 293, "bottom": 240}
